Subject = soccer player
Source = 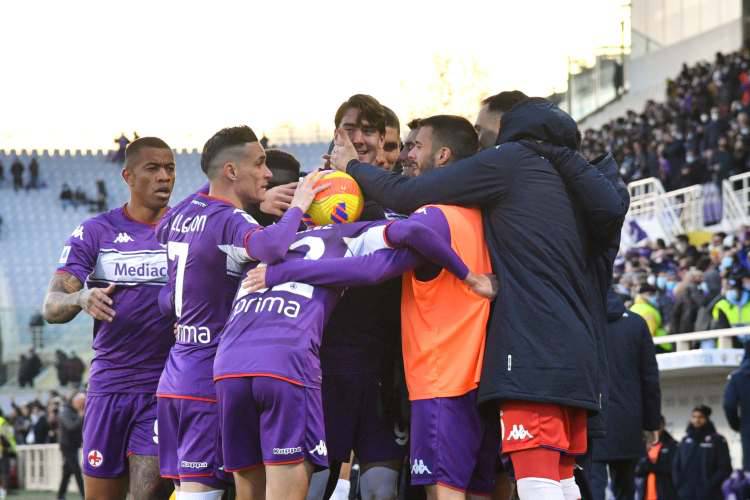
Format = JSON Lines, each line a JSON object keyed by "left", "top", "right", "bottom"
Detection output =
{"left": 407, "top": 115, "right": 479, "bottom": 177}
{"left": 375, "top": 106, "right": 401, "bottom": 171}
{"left": 215, "top": 203, "right": 494, "bottom": 500}
{"left": 329, "top": 97, "right": 629, "bottom": 500}
{"left": 43, "top": 137, "right": 178, "bottom": 500}
{"left": 398, "top": 118, "right": 421, "bottom": 177}
{"left": 318, "top": 94, "right": 406, "bottom": 500}
{"left": 473, "top": 90, "right": 528, "bottom": 150}
{"left": 155, "top": 126, "right": 325, "bottom": 500}
{"left": 341, "top": 116, "right": 496, "bottom": 499}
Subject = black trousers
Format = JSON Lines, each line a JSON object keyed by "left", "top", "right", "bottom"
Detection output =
{"left": 591, "top": 459, "right": 637, "bottom": 500}
{"left": 57, "top": 447, "right": 84, "bottom": 499}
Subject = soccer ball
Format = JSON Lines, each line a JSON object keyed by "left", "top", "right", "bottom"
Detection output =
{"left": 304, "top": 171, "right": 365, "bottom": 226}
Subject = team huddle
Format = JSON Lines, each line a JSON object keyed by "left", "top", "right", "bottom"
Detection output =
{"left": 43, "top": 93, "right": 629, "bottom": 500}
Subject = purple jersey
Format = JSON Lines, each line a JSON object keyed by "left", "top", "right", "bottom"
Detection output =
{"left": 214, "top": 210, "right": 467, "bottom": 388}
{"left": 155, "top": 191, "right": 304, "bottom": 400}
{"left": 56, "top": 207, "right": 174, "bottom": 394}
{"left": 214, "top": 221, "right": 412, "bottom": 387}
{"left": 155, "top": 194, "right": 264, "bottom": 400}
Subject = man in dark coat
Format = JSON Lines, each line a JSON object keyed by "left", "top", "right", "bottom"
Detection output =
{"left": 590, "top": 291, "right": 661, "bottom": 500}
{"left": 57, "top": 392, "right": 85, "bottom": 499}
{"left": 723, "top": 342, "right": 750, "bottom": 470}
{"left": 673, "top": 405, "right": 731, "bottom": 500}
{"left": 328, "top": 97, "right": 628, "bottom": 498}
{"left": 635, "top": 417, "right": 678, "bottom": 500}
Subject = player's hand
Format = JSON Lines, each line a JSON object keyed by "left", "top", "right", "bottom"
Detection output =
{"left": 77, "top": 284, "right": 116, "bottom": 322}
{"left": 260, "top": 182, "right": 297, "bottom": 217}
{"left": 242, "top": 266, "right": 267, "bottom": 293}
{"left": 464, "top": 272, "right": 498, "bottom": 299}
{"left": 519, "top": 140, "right": 576, "bottom": 170}
{"left": 173, "top": 322, "right": 178, "bottom": 338}
{"left": 324, "top": 128, "right": 359, "bottom": 172}
{"left": 290, "top": 169, "right": 330, "bottom": 212}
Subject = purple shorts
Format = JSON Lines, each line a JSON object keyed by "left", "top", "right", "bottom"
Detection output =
{"left": 156, "top": 396, "right": 227, "bottom": 488}
{"left": 82, "top": 393, "right": 158, "bottom": 478}
{"left": 216, "top": 376, "right": 327, "bottom": 471}
{"left": 323, "top": 372, "right": 406, "bottom": 463}
{"left": 409, "top": 390, "right": 499, "bottom": 494}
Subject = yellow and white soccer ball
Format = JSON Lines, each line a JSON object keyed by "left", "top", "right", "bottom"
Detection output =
{"left": 304, "top": 171, "right": 365, "bottom": 226}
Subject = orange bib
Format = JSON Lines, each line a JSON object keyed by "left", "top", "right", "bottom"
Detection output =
{"left": 401, "top": 205, "right": 492, "bottom": 400}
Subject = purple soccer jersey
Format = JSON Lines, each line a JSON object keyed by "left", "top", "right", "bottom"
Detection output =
{"left": 57, "top": 206, "right": 175, "bottom": 394}
{"left": 214, "top": 208, "right": 468, "bottom": 388}
{"left": 156, "top": 192, "right": 304, "bottom": 399}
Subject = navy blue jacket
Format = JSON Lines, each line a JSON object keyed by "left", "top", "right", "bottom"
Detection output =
{"left": 592, "top": 292, "right": 661, "bottom": 461}
{"left": 723, "top": 349, "right": 750, "bottom": 470}
{"left": 345, "top": 98, "right": 629, "bottom": 410}
{"left": 673, "top": 422, "right": 732, "bottom": 500}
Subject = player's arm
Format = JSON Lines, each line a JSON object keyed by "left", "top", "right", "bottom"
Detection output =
{"left": 44, "top": 220, "right": 116, "bottom": 323}
{"left": 328, "top": 129, "right": 512, "bottom": 213}
{"left": 252, "top": 247, "right": 423, "bottom": 290}
{"left": 43, "top": 272, "right": 115, "bottom": 323}
{"left": 244, "top": 171, "right": 328, "bottom": 263}
{"left": 384, "top": 206, "right": 468, "bottom": 280}
{"left": 520, "top": 141, "right": 629, "bottom": 241}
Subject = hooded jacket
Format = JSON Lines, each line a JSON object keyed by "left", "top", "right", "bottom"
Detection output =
{"left": 592, "top": 291, "right": 661, "bottom": 461}
{"left": 344, "top": 98, "right": 629, "bottom": 409}
{"left": 673, "top": 420, "right": 731, "bottom": 500}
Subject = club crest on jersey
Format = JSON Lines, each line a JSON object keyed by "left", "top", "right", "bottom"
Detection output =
{"left": 87, "top": 449, "right": 104, "bottom": 468}
{"left": 71, "top": 225, "right": 84, "bottom": 240}
{"left": 114, "top": 232, "right": 134, "bottom": 244}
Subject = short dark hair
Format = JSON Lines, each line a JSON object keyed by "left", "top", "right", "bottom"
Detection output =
{"left": 481, "top": 90, "right": 529, "bottom": 114}
{"left": 124, "top": 137, "right": 171, "bottom": 169}
{"left": 265, "top": 149, "right": 300, "bottom": 186}
{"left": 383, "top": 106, "right": 400, "bottom": 135}
{"left": 407, "top": 118, "right": 422, "bottom": 131}
{"left": 334, "top": 94, "right": 386, "bottom": 135}
{"left": 201, "top": 125, "right": 259, "bottom": 177}
{"left": 419, "top": 115, "right": 479, "bottom": 161}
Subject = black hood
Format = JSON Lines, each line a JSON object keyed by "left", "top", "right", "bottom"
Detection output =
{"left": 497, "top": 97, "right": 580, "bottom": 150}
{"left": 607, "top": 289, "right": 626, "bottom": 322}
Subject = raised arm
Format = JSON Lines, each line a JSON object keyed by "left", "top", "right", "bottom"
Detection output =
{"left": 521, "top": 141, "right": 629, "bottom": 241}
{"left": 245, "top": 170, "right": 328, "bottom": 263}
{"left": 345, "top": 148, "right": 510, "bottom": 213}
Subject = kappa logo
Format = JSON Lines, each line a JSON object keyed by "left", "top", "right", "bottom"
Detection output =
{"left": 114, "top": 232, "right": 134, "bottom": 244}
{"left": 71, "top": 225, "right": 84, "bottom": 240}
{"left": 411, "top": 459, "right": 432, "bottom": 475}
{"left": 87, "top": 449, "right": 104, "bottom": 468}
{"left": 309, "top": 440, "right": 327, "bottom": 456}
{"left": 506, "top": 424, "right": 534, "bottom": 441}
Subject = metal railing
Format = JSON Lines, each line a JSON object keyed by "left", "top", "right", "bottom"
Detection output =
{"left": 652, "top": 325, "right": 750, "bottom": 351}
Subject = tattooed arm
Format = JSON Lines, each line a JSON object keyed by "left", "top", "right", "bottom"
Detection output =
{"left": 43, "top": 272, "right": 116, "bottom": 323}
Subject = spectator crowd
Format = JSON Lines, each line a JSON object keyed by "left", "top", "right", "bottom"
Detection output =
{"left": 582, "top": 49, "right": 750, "bottom": 192}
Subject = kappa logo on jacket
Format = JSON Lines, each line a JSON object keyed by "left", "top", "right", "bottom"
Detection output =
{"left": 411, "top": 459, "right": 432, "bottom": 475}
{"left": 506, "top": 424, "right": 534, "bottom": 441}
